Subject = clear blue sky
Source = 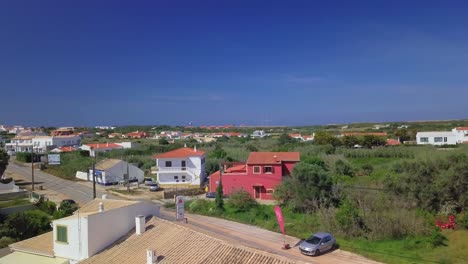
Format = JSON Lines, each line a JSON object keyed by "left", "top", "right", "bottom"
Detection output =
{"left": 1, "top": 1, "right": 468, "bottom": 127}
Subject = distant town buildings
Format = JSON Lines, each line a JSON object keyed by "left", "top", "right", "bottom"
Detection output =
{"left": 5, "top": 135, "right": 81, "bottom": 153}
{"left": 94, "top": 126, "right": 116, "bottom": 130}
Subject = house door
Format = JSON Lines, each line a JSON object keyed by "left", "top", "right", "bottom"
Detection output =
{"left": 254, "top": 187, "right": 261, "bottom": 199}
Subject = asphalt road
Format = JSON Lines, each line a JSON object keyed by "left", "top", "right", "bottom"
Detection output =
{"left": 6, "top": 161, "right": 116, "bottom": 204}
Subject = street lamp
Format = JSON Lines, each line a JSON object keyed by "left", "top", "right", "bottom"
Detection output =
{"left": 90, "top": 147, "right": 97, "bottom": 199}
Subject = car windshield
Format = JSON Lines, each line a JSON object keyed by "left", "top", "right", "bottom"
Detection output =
{"left": 305, "top": 236, "right": 322, "bottom": 244}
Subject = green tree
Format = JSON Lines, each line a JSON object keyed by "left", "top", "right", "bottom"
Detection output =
{"left": 274, "top": 162, "right": 333, "bottom": 212}
{"left": 0, "top": 210, "right": 52, "bottom": 240}
{"left": 278, "top": 133, "right": 296, "bottom": 145}
{"left": 394, "top": 129, "right": 411, "bottom": 143}
{"left": 227, "top": 189, "right": 258, "bottom": 212}
{"left": 342, "top": 136, "right": 360, "bottom": 148}
{"left": 313, "top": 131, "right": 341, "bottom": 146}
{"left": 0, "top": 149, "right": 9, "bottom": 177}
{"left": 158, "top": 138, "right": 169, "bottom": 145}
{"left": 361, "top": 135, "right": 386, "bottom": 148}
{"left": 210, "top": 145, "right": 227, "bottom": 159}
{"left": 215, "top": 178, "right": 224, "bottom": 212}
{"left": 333, "top": 159, "right": 354, "bottom": 177}
{"left": 53, "top": 200, "right": 79, "bottom": 219}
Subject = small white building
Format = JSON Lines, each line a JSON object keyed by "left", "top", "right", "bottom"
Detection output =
{"left": 80, "top": 143, "right": 124, "bottom": 154}
{"left": 251, "top": 130, "right": 267, "bottom": 138}
{"left": 153, "top": 147, "right": 206, "bottom": 187}
{"left": 32, "top": 135, "right": 82, "bottom": 153}
{"left": 5, "top": 198, "right": 159, "bottom": 264}
{"left": 416, "top": 131, "right": 457, "bottom": 145}
{"left": 5, "top": 136, "right": 33, "bottom": 152}
{"left": 80, "top": 159, "right": 144, "bottom": 185}
{"left": 452, "top": 127, "right": 468, "bottom": 144}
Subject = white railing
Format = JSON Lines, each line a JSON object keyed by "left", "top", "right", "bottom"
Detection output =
{"left": 157, "top": 167, "right": 200, "bottom": 181}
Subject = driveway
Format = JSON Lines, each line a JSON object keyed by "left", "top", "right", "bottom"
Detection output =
{"left": 5, "top": 162, "right": 116, "bottom": 205}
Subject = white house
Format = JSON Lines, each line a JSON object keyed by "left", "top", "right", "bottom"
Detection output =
{"left": 77, "top": 159, "right": 144, "bottom": 185}
{"left": 4, "top": 198, "right": 159, "bottom": 264}
{"left": 452, "top": 127, "right": 468, "bottom": 144}
{"left": 416, "top": 131, "right": 457, "bottom": 145}
{"left": 80, "top": 143, "right": 124, "bottom": 155}
{"left": 5, "top": 136, "right": 33, "bottom": 152}
{"left": 251, "top": 130, "right": 267, "bottom": 138}
{"left": 152, "top": 147, "right": 206, "bottom": 187}
{"left": 32, "top": 135, "right": 82, "bottom": 153}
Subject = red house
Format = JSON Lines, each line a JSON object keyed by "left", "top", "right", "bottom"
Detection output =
{"left": 209, "top": 152, "right": 300, "bottom": 200}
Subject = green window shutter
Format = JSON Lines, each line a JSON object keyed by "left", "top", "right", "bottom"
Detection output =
{"left": 57, "top": 226, "right": 68, "bottom": 243}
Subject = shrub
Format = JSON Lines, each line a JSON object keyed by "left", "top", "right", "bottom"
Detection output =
{"left": 227, "top": 189, "right": 258, "bottom": 212}
{"left": 0, "top": 237, "right": 15, "bottom": 248}
{"left": 361, "top": 164, "right": 374, "bottom": 176}
{"left": 335, "top": 199, "right": 362, "bottom": 237}
{"left": 333, "top": 159, "right": 354, "bottom": 177}
{"left": 37, "top": 200, "right": 57, "bottom": 215}
{"left": 459, "top": 213, "right": 468, "bottom": 229}
{"left": 188, "top": 199, "right": 214, "bottom": 213}
{"left": 429, "top": 228, "right": 447, "bottom": 247}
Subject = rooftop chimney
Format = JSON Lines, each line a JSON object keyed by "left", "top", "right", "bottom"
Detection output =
{"left": 184, "top": 143, "right": 187, "bottom": 148}
{"left": 98, "top": 202, "right": 104, "bottom": 212}
{"left": 194, "top": 145, "right": 197, "bottom": 152}
{"left": 101, "top": 194, "right": 108, "bottom": 200}
{"left": 106, "top": 142, "right": 109, "bottom": 147}
{"left": 146, "top": 249, "right": 157, "bottom": 264}
{"left": 136, "top": 215, "right": 145, "bottom": 235}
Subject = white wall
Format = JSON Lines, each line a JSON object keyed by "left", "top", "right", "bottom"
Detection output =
{"left": 54, "top": 201, "right": 159, "bottom": 262}
{"left": 86, "top": 202, "right": 159, "bottom": 258}
{"left": 416, "top": 132, "right": 457, "bottom": 145}
{"left": 53, "top": 216, "right": 89, "bottom": 261}
{"left": 452, "top": 128, "right": 468, "bottom": 143}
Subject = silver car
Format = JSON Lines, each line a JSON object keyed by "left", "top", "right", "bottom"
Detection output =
{"left": 299, "top": 232, "right": 337, "bottom": 256}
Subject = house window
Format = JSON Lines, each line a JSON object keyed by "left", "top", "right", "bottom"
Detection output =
{"left": 420, "top": 137, "right": 429, "bottom": 143}
{"left": 201, "top": 158, "right": 205, "bottom": 164}
{"left": 434, "top": 137, "right": 443, "bottom": 143}
{"left": 444, "top": 137, "right": 448, "bottom": 142}
{"left": 264, "top": 166, "right": 273, "bottom": 174}
{"left": 266, "top": 189, "right": 274, "bottom": 194}
{"left": 56, "top": 225, "right": 68, "bottom": 243}
{"left": 253, "top": 166, "right": 261, "bottom": 174}
{"left": 165, "top": 161, "right": 172, "bottom": 167}
{"left": 174, "top": 176, "right": 178, "bottom": 180}
{"left": 182, "top": 175, "right": 186, "bottom": 180}
{"left": 181, "top": 161, "right": 186, "bottom": 168}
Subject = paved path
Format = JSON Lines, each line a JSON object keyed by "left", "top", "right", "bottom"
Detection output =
{"left": 5, "top": 162, "right": 116, "bottom": 205}
{"left": 158, "top": 207, "right": 382, "bottom": 264}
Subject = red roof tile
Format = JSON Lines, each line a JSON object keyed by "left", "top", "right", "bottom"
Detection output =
{"left": 342, "top": 132, "right": 388, "bottom": 137}
{"left": 386, "top": 139, "right": 401, "bottom": 145}
{"left": 153, "top": 147, "right": 205, "bottom": 159}
{"left": 455, "top": 127, "right": 468, "bottom": 131}
{"left": 247, "top": 152, "right": 300, "bottom": 165}
{"left": 85, "top": 143, "right": 122, "bottom": 149}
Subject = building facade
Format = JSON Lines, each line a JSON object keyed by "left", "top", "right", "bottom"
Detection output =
{"left": 452, "top": 127, "right": 468, "bottom": 144}
{"left": 416, "top": 131, "right": 457, "bottom": 145}
{"left": 209, "top": 152, "right": 300, "bottom": 200}
{"left": 153, "top": 147, "right": 206, "bottom": 188}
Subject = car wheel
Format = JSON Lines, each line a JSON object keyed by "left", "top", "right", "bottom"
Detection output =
{"left": 315, "top": 249, "right": 320, "bottom": 256}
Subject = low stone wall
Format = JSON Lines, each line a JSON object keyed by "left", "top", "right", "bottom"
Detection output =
{"left": 0, "top": 204, "right": 36, "bottom": 215}
{"left": 162, "top": 188, "right": 203, "bottom": 199}
{"left": 0, "top": 191, "right": 29, "bottom": 201}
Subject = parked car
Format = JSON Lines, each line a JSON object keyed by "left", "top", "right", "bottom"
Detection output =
{"left": 205, "top": 192, "right": 216, "bottom": 198}
{"left": 144, "top": 178, "right": 155, "bottom": 186}
{"left": 61, "top": 199, "right": 77, "bottom": 205}
{"left": 299, "top": 232, "right": 337, "bottom": 256}
{"left": 149, "top": 183, "right": 160, "bottom": 192}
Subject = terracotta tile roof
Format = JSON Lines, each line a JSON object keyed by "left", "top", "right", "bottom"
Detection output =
{"left": 57, "top": 146, "right": 77, "bottom": 152}
{"left": 152, "top": 147, "right": 205, "bottom": 159}
{"left": 288, "top": 133, "right": 302, "bottom": 138}
{"left": 78, "top": 199, "right": 139, "bottom": 213}
{"left": 455, "top": 127, "right": 468, "bottom": 131}
{"left": 226, "top": 164, "right": 247, "bottom": 173}
{"left": 95, "top": 159, "right": 123, "bottom": 170}
{"left": 247, "top": 152, "right": 300, "bottom": 165}
{"left": 80, "top": 217, "right": 301, "bottom": 264}
{"left": 342, "top": 132, "right": 388, "bottom": 137}
{"left": 9, "top": 231, "right": 54, "bottom": 257}
{"left": 85, "top": 143, "right": 122, "bottom": 149}
{"left": 386, "top": 139, "right": 401, "bottom": 145}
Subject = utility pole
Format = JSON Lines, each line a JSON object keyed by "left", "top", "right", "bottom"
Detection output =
{"left": 31, "top": 145, "right": 35, "bottom": 191}
{"left": 91, "top": 147, "right": 96, "bottom": 199}
{"left": 126, "top": 160, "right": 130, "bottom": 193}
